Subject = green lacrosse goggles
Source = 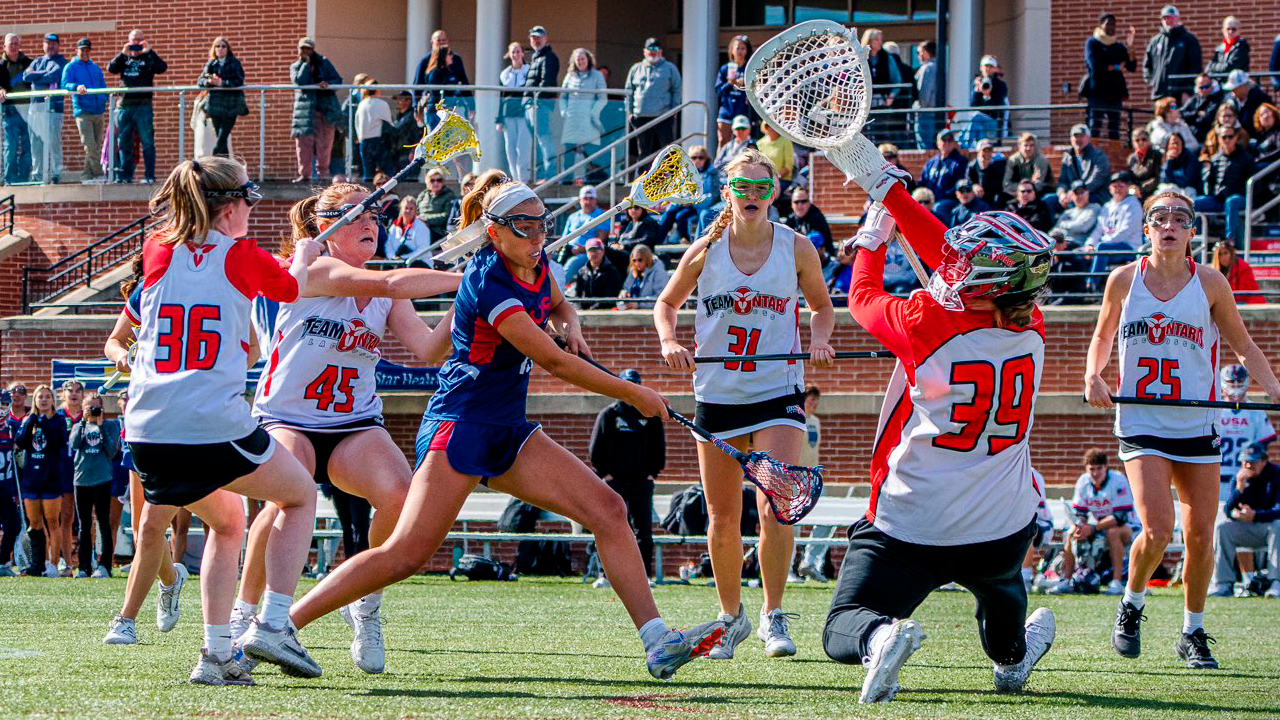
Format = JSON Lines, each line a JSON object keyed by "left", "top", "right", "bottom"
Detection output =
{"left": 728, "top": 176, "right": 775, "bottom": 200}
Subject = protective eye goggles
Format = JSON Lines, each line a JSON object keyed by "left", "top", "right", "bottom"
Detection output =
{"left": 484, "top": 210, "right": 555, "bottom": 239}
{"left": 204, "top": 181, "right": 262, "bottom": 207}
{"left": 1144, "top": 206, "right": 1195, "bottom": 229}
{"left": 728, "top": 177, "right": 774, "bottom": 200}
{"left": 315, "top": 203, "right": 383, "bottom": 224}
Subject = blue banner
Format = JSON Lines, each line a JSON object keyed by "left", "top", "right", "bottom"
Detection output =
{"left": 51, "top": 359, "right": 439, "bottom": 393}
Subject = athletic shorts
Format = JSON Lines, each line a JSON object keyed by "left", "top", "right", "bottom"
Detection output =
{"left": 415, "top": 417, "right": 540, "bottom": 483}
{"left": 17, "top": 465, "right": 61, "bottom": 501}
{"left": 129, "top": 428, "right": 276, "bottom": 507}
{"left": 693, "top": 390, "right": 806, "bottom": 442}
{"left": 1117, "top": 433, "right": 1220, "bottom": 464}
{"left": 260, "top": 416, "right": 385, "bottom": 486}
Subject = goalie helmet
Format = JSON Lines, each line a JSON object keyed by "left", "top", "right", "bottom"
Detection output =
{"left": 1221, "top": 364, "right": 1249, "bottom": 401}
{"left": 926, "top": 211, "right": 1054, "bottom": 311}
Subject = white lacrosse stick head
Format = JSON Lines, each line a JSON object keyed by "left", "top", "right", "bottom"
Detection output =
{"left": 744, "top": 20, "right": 872, "bottom": 150}
{"left": 627, "top": 145, "right": 706, "bottom": 210}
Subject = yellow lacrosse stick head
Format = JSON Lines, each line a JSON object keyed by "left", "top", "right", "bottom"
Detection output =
{"left": 408, "top": 104, "right": 481, "bottom": 170}
{"left": 631, "top": 145, "right": 705, "bottom": 209}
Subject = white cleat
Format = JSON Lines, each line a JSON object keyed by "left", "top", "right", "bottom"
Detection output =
{"left": 92, "top": 565, "right": 110, "bottom": 578}
{"left": 237, "top": 618, "right": 322, "bottom": 679}
{"left": 189, "top": 648, "right": 254, "bottom": 685}
{"left": 592, "top": 576, "right": 611, "bottom": 589}
{"left": 340, "top": 601, "right": 386, "bottom": 674}
{"left": 230, "top": 606, "right": 259, "bottom": 673}
{"left": 757, "top": 609, "right": 798, "bottom": 658}
{"left": 103, "top": 615, "right": 137, "bottom": 645}
{"left": 156, "top": 563, "right": 189, "bottom": 632}
{"left": 706, "top": 605, "right": 752, "bottom": 660}
{"left": 860, "top": 619, "right": 926, "bottom": 703}
{"left": 994, "top": 608, "right": 1056, "bottom": 693}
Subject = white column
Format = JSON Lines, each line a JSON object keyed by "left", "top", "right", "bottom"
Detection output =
{"left": 682, "top": 0, "right": 718, "bottom": 151}
{"left": 474, "top": 0, "right": 509, "bottom": 171}
{"left": 1013, "top": 0, "right": 1051, "bottom": 105}
{"left": 405, "top": 0, "right": 440, "bottom": 83}
{"left": 946, "top": 0, "right": 983, "bottom": 107}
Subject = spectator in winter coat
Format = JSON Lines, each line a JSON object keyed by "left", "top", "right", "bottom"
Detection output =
{"left": 61, "top": 38, "right": 107, "bottom": 182}
{"left": 574, "top": 238, "right": 622, "bottom": 308}
{"left": 624, "top": 37, "right": 681, "bottom": 162}
{"left": 920, "top": 129, "right": 969, "bottom": 219}
{"left": 289, "top": 37, "right": 342, "bottom": 183}
{"left": 1181, "top": 74, "right": 1225, "bottom": 142}
{"left": 196, "top": 37, "right": 247, "bottom": 157}
{"left": 1, "top": 34, "right": 33, "bottom": 184}
{"left": 1143, "top": 5, "right": 1203, "bottom": 101}
{"left": 967, "top": 138, "right": 1008, "bottom": 207}
{"left": 419, "top": 47, "right": 464, "bottom": 126}
{"left": 1056, "top": 124, "right": 1111, "bottom": 209}
{"left": 387, "top": 91, "right": 424, "bottom": 169}
{"left": 1212, "top": 238, "right": 1265, "bottom": 304}
{"left": 1006, "top": 180, "right": 1054, "bottom": 232}
{"left": 783, "top": 186, "right": 834, "bottom": 256}
{"left": 615, "top": 205, "right": 663, "bottom": 250}
{"left": 388, "top": 198, "right": 432, "bottom": 262}
{"left": 1254, "top": 103, "right": 1280, "bottom": 165}
{"left": 1195, "top": 126, "right": 1255, "bottom": 241}
{"left": 1223, "top": 70, "right": 1271, "bottom": 138}
{"left": 416, "top": 168, "right": 456, "bottom": 241}
{"left": 107, "top": 29, "right": 167, "bottom": 183}
{"left": 1052, "top": 182, "right": 1101, "bottom": 245}
{"left": 618, "top": 244, "right": 671, "bottom": 310}
{"left": 1003, "top": 132, "right": 1054, "bottom": 198}
{"left": 23, "top": 34, "right": 68, "bottom": 184}
{"left": 1159, "top": 132, "right": 1202, "bottom": 194}
{"left": 862, "top": 29, "right": 902, "bottom": 109}
{"left": 1206, "top": 16, "right": 1250, "bottom": 77}
{"left": 1146, "top": 96, "right": 1200, "bottom": 155}
{"left": 1085, "top": 14, "right": 1137, "bottom": 140}
{"left": 524, "top": 26, "right": 561, "bottom": 180}
{"left": 715, "top": 35, "right": 754, "bottom": 146}
{"left": 560, "top": 48, "right": 607, "bottom": 183}
{"left": 948, "top": 181, "right": 990, "bottom": 227}
{"left": 412, "top": 30, "right": 470, "bottom": 109}
{"left": 1127, "top": 128, "right": 1164, "bottom": 197}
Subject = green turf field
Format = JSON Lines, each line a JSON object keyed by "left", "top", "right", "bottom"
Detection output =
{"left": 0, "top": 574, "right": 1277, "bottom": 719}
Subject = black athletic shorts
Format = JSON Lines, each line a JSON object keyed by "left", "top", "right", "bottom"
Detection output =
{"left": 1117, "top": 433, "right": 1221, "bottom": 464}
{"left": 694, "top": 390, "right": 806, "bottom": 441}
{"left": 129, "top": 427, "right": 275, "bottom": 507}
{"left": 260, "top": 417, "right": 384, "bottom": 485}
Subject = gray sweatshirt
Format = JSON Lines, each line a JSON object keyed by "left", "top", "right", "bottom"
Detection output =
{"left": 624, "top": 58, "right": 681, "bottom": 117}
{"left": 69, "top": 418, "right": 120, "bottom": 487}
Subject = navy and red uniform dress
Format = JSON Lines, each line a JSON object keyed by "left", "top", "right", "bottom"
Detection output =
{"left": 415, "top": 244, "right": 554, "bottom": 481}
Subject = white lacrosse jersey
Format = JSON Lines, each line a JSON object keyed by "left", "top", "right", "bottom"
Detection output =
{"left": 867, "top": 298, "right": 1045, "bottom": 546}
{"left": 693, "top": 222, "right": 803, "bottom": 404}
{"left": 125, "top": 231, "right": 299, "bottom": 444}
{"left": 1070, "top": 470, "right": 1136, "bottom": 524}
{"left": 1216, "top": 409, "right": 1277, "bottom": 478}
{"left": 1115, "top": 258, "right": 1220, "bottom": 439}
{"left": 253, "top": 294, "right": 392, "bottom": 428}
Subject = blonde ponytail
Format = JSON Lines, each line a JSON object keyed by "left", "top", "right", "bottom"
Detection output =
{"left": 150, "top": 156, "right": 245, "bottom": 245}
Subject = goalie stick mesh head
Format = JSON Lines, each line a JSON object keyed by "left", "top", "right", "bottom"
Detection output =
{"left": 413, "top": 105, "right": 481, "bottom": 165}
{"left": 632, "top": 145, "right": 705, "bottom": 209}
{"left": 744, "top": 20, "right": 872, "bottom": 149}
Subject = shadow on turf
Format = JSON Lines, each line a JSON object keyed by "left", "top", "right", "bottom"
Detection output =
{"left": 909, "top": 662, "right": 1280, "bottom": 680}
{"left": 904, "top": 688, "right": 1280, "bottom": 714}
{"left": 359, "top": 687, "right": 776, "bottom": 708}
{"left": 405, "top": 647, "right": 636, "bottom": 660}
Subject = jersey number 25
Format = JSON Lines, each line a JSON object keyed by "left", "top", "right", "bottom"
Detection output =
{"left": 933, "top": 354, "right": 1036, "bottom": 455}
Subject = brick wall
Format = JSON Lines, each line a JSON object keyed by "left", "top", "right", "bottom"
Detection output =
{"left": 7, "top": 0, "right": 307, "bottom": 181}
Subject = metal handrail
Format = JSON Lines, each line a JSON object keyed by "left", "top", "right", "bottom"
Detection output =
{"left": 21, "top": 214, "right": 155, "bottom": 313}
{"left": 0, "top": 194, "right": 13, "bottom": 235}
{"left": 4, "top": 82, "right": 630, "bottom": 100}
{"left": 1243, "top": 157, "right": 1280, "bottom": 260}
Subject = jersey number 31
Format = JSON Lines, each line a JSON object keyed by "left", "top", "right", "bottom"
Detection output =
{"left": 933, "top": 354, "right": 1036, "bottom": 455}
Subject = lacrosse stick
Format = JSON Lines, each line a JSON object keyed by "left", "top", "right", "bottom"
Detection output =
{"left": 694, "top": 350, "right": 895, "bottom": 363}
{"left": 541, "top": 145, "right": 706, "bottom": 258}
{"left": 746, "top": 20, "right": 929, "bottom": 286}
{"left": 553, "top": 338, "right": 823, "bottom": 525}
{"left": 315, "top": 105, "right": 480, "bottom": 247}
{"left": 1104, "top": 395, "right": 1280, "bottom": 412}
{"left": 102, "top": 332, "right": 139, "bottom": 392}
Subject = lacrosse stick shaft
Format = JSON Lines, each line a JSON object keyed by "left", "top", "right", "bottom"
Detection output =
{"left": 543, "top": 199, "right": 631, "bottom": 256}
{"left": 1104, "top": 395, "right": 1280, "bottom": 412}
{"left": 694, "top": 350, "right": 896, "bottom": 363}
{"left": 896, "top": 235, "right": 931, "bottom": 287}
{"left": 314, "top": 156, "right": 427, "bottom": 246}
{"left": 101, "top": 370, "right": 126, "bottom": 391}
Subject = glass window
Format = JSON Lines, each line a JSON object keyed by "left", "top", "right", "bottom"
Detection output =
{"left": 721, "top": 0, "right": 734, "bottom": 25}
{"left": 795, "top": 1, "right": 850, "bottom": 23}
{"left": 736, "top": 0, "right": 788, "bottom": 26}
{"left": 912, "top": 0, "right": 937, "bottom": 20}
{"left": 853, "top": 0, "right": 908, "bottom": 23}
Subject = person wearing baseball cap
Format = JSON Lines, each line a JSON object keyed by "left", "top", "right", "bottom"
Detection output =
{"left": 1055, "top": 122, "right": 1109, "bottom": 210}
{"left": 25, "top": 32, "right": 69, "bottom": 183}
{"left": 1210, "top": 442, "right": 1280, "bottom": 599}
{"left": 714, "top": 115, "right": 756, "bottom": 173}
{"left": 522, "top": 25, "right": 559, "bottom": 180}
{"left": 1142, "top": 3, "right": 1202, "bottom": 100}
{"left": 919, "top": 129, "right": 967, "bottom": 220}
{"left": 1223, "top": 70, "right": 1270, "bottom": 137}
{"left": 587, "top": 365, "right": 665, "bottom": 585}
{"left": 288, "top": 36, "right": 341, "bottom": 183}
{"left": 1052, "top": 181, "right": 1101, "bottom": 246}
{"left": 62, "top": 37, "right": 108, "bottom": 182}
{"left": 972, "top": 52, "right": 1007, "bottom": 115}
{"left": 573, "top": 237, "right": 622, "bottom": 309}
{"left": 625, "top": 34, "right": 681, "bottom": 164}
{"left": 1092, "top": 170, "right": 1143, "bottom": 271}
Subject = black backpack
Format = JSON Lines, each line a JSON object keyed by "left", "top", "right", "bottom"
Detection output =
{"left": 662, "top": 485, "right": 707, "bottom": 535}
{"left": 499, "top": 498, "right": 541, "bottom": 532}
{"left": 515, "top": 540, "right": 574, "bottom": 576}
{"left": 449, "top": 554, "right": 516, "bottom": 581}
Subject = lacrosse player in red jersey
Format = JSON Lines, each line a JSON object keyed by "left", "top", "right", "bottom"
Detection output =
{"left": 655, "top": 148, "right": 835, "bottom": 660}
{"left": 825, "top": 145, "right": 1057, "bottom": 702}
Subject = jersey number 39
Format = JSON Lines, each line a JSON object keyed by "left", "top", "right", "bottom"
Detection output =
{"left": 933, "top": 354, "right": 1036, "bottom": 455}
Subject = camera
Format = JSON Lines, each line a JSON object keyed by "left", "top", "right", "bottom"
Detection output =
{"left": 127, "top": 44, "right": 144, "bottom": 52}
{"left": 89, "top": 406, "right": 102, "bottom": 417}
{"left": 981, "top": 80, "right": 992, "bottom": 91}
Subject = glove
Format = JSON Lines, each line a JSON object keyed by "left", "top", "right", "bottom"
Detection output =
{"left": 827, "top": 133, "right": 912, "bottom": 201}
{"left": 841, "top": 202, "right": 897, "bottom": 254}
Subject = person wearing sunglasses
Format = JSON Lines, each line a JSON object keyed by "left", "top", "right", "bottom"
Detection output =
{"left": 1087, "top": 190, "right": 1280, "bottom": 670}
{"left": 1004, "top": 179, "right": 1053, "bottom": 232}
{"left": 416, "top": 168, "right": 456, "bottom": 243}
{"left": 1180, "top": 73, "right": 1225, "bottom": 143}
{"left": 656, "top": 149, "right": 835, "bottom": 661}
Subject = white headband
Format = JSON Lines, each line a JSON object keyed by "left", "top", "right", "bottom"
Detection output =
{"left": 485, "top": 183, "right": 540, "bottom": 218}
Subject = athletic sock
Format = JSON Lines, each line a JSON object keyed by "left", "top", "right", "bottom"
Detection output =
{"left": 259, "top": 590, "right": 294, "bottom": 629}
{"left": 1182, "top": 610, "right": 1204, "bottom": 635}
{"left": 639, "top": 617, "right": 669, "bottom": 650}
{"left": 1242, "top": 571, "right": 1256, "bottom": 584}
{"left": 356, "top": 591, "right": 383, "bottom": 617}
{"left": 205, "top": 624, "right": 232, "bottom": 659}
{"left": 867, "top": 621, "right": 895, "bottom": 662}
{"left": 233, "top": 599, "right": 258, "bottom": 619}
{"left": 1122, "top": 586, "right": 1146, "bottom": 610}
{"left": 1021, "top": 567, "right": 1033, "bottom": 582}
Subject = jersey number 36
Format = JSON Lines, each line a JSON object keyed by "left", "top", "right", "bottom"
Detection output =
{"left": 933, "top": 354, "right": 1036, "bottom": 455}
